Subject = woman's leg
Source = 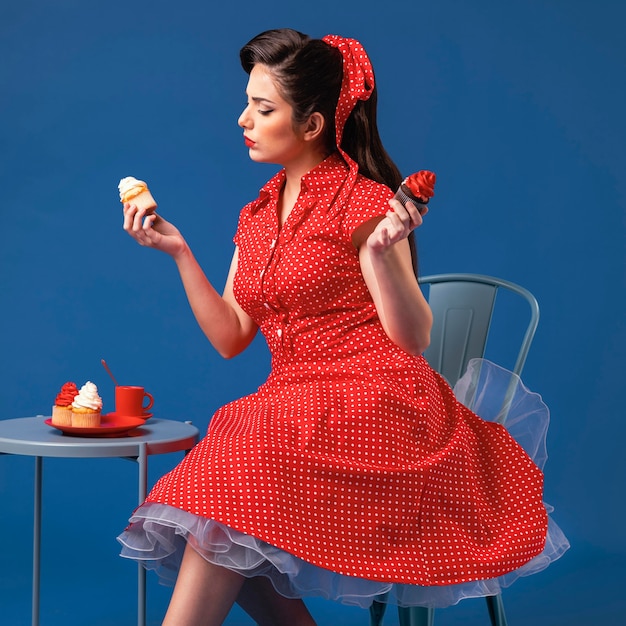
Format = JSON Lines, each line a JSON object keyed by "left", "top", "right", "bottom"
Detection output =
{"left": 236, "top": 576, "right": 317, "bottom": 626}
{"left": 162, "top": 543, "right": 245, "bottom": 626}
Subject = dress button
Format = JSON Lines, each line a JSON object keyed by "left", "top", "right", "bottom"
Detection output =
{"left": 277, "top": 329, "right": 283, "bottom": 338}
{"left": 264, "top": 303, "right": 271, "bottom": 309}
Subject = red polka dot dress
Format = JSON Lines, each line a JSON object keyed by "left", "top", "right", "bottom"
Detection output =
{"left": 118, "top": 154, "right": 568, "bottom": 608}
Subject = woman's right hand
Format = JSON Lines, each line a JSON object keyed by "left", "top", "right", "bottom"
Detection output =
{"left": 122, "top": 202, "right": 187, "bottom": 258}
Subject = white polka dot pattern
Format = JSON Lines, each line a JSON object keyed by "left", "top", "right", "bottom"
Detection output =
{"left": 146, "top": 155, "right": 548, "bottom": 586}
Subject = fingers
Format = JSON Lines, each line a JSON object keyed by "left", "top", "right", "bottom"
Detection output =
{"left": 407, "top": 200, "right": 426, "bottom": 225}
{"left": 388, "top": 197, "right": 424, "bottom": 231}
{"left": 368, "top": 196, "right": 429, "bottom": 252}
{"left": 367, "top": 224, "right": 390, "bottom": 252}
{"left": 144, "top": 212, "right": 159, "bottom": 231}
{"left": 122, "top": 203, "right": 158, "bottom": 246}
{"left": 123, "top": 202, "right": 151, "bottom": 230}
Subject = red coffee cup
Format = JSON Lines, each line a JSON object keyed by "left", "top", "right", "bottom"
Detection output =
{"left": 115, "top": 386, "right": 154, "bottom": 417}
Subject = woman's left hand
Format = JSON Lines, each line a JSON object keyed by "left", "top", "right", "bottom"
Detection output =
{"left": 366, "top": 197, "right": 428, "bottom": 252}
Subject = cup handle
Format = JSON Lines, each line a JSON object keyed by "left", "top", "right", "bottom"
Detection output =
{"left": 143, "top": 392, "right": 154, "bottom": 411}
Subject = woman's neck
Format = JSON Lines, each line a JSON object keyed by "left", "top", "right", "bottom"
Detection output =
{"left": 278, "top": 148, "right": 329, "bottom": 226}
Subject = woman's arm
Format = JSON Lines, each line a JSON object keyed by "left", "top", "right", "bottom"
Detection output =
{"left": 123, "top": 203, "right": 258, "bottom": 359}
{"left": 354, "top": 197, "right": 432, "bottom": 355}
{"left": 172, "top": 245, "right": 258, "bottom": 358}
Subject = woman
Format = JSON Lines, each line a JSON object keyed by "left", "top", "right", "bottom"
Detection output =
{"left": 119, "top": 29, "right": 565, "bottom": 626}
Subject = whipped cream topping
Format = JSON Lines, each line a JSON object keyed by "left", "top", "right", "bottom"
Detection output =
{"left": 119, "top": 176, "right": 147, "bottom": 201}
{"left": 72, "top": 381, "right": 103, "bottom": 411}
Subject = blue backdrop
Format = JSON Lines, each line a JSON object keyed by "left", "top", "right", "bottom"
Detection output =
{"left": 1, "top": 1, "right": 624, "bottom": 624}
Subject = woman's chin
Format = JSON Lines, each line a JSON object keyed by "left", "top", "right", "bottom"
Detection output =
{"left": 247, "top": 151, "right": 273, "bottom": 165}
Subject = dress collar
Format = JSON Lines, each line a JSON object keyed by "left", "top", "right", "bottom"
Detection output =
{"left": 252, "top": 153, "right": 349, "bottom": 214}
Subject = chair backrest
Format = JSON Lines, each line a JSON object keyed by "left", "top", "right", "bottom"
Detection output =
{"left": 418, "top": 273, "right": 540, "bottom": 387}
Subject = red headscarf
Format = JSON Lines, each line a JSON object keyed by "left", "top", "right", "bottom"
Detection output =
{"left": 322, "top": 35, "right": 375, "bottom": 170}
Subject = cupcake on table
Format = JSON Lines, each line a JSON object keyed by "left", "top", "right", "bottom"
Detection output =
{"left": 51, "top": 382, "right": 79, "bottom": 426}
{"left": 71, "top": 381, "right": 103, "bottom": 427}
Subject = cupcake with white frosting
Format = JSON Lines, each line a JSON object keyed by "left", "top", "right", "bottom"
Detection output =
{"left": 118, "top": 176, "right": 157, "bottom": 213}
{"left": 71, "top": 381, "right": 103, "bottom": 427}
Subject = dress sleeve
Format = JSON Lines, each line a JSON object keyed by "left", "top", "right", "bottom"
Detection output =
{"left": 233, "top": 198, "right": 262, "bottom": 247}
{"left": 341, "top": 178, "right": 393, "bottom": 238}
{"left": 233, "top": 207, "right": 247, "bottom": 247}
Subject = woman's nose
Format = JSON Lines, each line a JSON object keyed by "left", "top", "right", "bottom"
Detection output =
{"left": 238, "top": 106, "right": 251, "bottom": 128}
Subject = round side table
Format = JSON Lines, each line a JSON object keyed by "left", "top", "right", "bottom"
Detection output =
{"left": 0, "top": 416, "right": 200, "bottom": 626}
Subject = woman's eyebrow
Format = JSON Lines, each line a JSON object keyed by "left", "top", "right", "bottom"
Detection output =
{"left": 247, "top": 95, "right": 277, "bottom": 105}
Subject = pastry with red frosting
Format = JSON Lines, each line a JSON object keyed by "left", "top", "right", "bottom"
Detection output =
{"left": 394, "top": 170, "right": 436, "bottom": 213}
{"left": 51, "top": 382, "right": 79, "bottom": 426}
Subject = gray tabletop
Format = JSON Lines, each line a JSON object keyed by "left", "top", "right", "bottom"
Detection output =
{"left": 0, "top": 416, "right": 200, "bottom": 458}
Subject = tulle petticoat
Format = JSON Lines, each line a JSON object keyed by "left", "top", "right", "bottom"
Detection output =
{"left": 117, "top": 360, "right": 569, "bottom": 609}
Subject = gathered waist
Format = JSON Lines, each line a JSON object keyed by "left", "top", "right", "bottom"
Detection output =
{"left": 260, "top": 352, "right": 436, "bottom": 400}
{"left": 262, "top": 317, "right": 417, "bottom": 368}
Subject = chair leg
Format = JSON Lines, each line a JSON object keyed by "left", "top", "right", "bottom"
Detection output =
{"left": 369, "top": 599, "right": 388, "bottom": 626}
{"left": 485, "top": 594, "right": 508, "bottom": 626}
{"left": 398, "top": 606, "right": 435, "bottom": 626}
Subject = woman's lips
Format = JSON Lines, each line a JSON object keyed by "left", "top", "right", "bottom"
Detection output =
{"left": 244, "top": 136, "right": 255, "bottom": 148}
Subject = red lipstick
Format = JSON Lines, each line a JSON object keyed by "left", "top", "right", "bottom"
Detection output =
{"left": 244, "top": 136, "right": 255, "bottom": 148}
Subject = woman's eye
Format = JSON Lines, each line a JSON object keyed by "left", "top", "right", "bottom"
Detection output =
{"left": 259, "top": 109, "right": 273, "bottom": 116}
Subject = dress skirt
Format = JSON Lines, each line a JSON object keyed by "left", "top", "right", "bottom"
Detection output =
{"left": 117, "top": 359, "right": 569, "bottom": 609}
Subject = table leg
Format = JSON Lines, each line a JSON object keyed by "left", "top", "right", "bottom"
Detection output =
{"left": 137, "top": 443, "right": 147, "bottom": 626}
{"left": 33, "top": 456, "right": 42, "bottom": 626}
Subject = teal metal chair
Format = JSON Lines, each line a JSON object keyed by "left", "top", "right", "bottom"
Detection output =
{"left": 369, "top": 273, "right": 540, "bottom": 626}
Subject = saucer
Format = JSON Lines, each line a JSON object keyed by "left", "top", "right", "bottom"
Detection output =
{"left": 109, "top": 411, "right": 153, "bottom": 420}
{"left": 45, "top": 414, "right": 145, "bottom": 437}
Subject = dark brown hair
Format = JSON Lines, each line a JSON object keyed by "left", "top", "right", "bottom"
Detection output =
{"left": 240, "top": 29, "right": 402, "bottom": 190}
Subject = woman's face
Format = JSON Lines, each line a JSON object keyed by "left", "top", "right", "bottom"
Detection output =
{"left": 238, "top": 64, "right": 307, "bottom": 167}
